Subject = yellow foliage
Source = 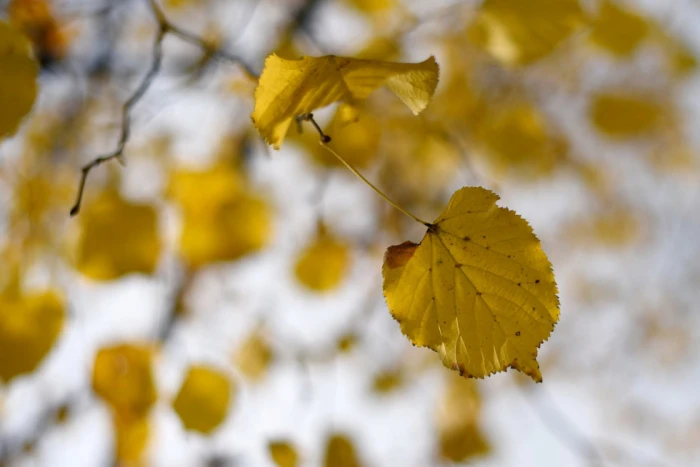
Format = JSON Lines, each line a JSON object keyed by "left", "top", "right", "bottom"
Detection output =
{"left": 112, "top": 411, "right": 151, "bottom": 466}
{"left": 437, "top": 375, "right": 490, "bottom": 462}
{"left": 294, "top": 229, "right": 351, "bottom": 292}
{"left": 76, "top": 190, "right": 161, "bottom": 280}
{"left": 469, "top": 0, "right": 586, "bottom": 66}
{"left": 589, "top": 1, "right": 649, "bottom": 57}
{"left": 235, "top": 331, "right": 274, "bottom": 382}
{"left": 0, "top": 289, "right": 64, "bottom": 382}
{"left": 168, "top": 166, "right": 271, "bottom": 268}
{"left": 172, "top": 365, "right": 233, "bottom": 434}
{"left": 590, "top": 92, "right": 664, "bottom": 138}
{"left": 475, "top": 103, "right": 566, "bottom": 175}
{"left": 268, "top": 440, "right": 299, "bottom": 467}
{"left": 323, "top": 434, "right": 361, "bottom": 467}
{"left": 0, "top": 19, "right": 38, "bottom": 141}
{"left": 92, "top": 344, "right": 157, "bottom": 416}
{"left": 9, "top": 0, "right": 69, "bottom": 62}
{"left": 345, "top": 0, "right": 394, "bottom": 14}
{"left": 382, "top": 187, "right": 559, "bottom": 382}
{"left": 371, "top": 368, "right": 403, "bottom": 394}
{"left": 252, "top": 54, "right": 439, "bottom": 148}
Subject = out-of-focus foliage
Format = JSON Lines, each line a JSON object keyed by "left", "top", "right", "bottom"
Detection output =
{"left": 323, "top": 434, "right": 361, "bottom": 467}
{"left": 0, "top": 19, "right": 38, "bottom": 140}
{"left": 235, "top": 329, "right": 274, "bottom": 382}
{"left": 268, "top": 440, "right": 299, "bottom": 467}
{"left": 172, "top": 365, "right": 233, "bottom": 434}
{"left": 167, "top": 165, "right": 271, "bottom": 268}
{"left": 383, "top": 187, "right": 559, "bottom": 381}
{"left": 0, "top": 285, "right": 64, "bottom": 382}
{"left": 75, "top": 190, "right": 161, "bottom": 280}
{"left": 437, "top": 374, "right": 490, "bottom": 462}
{"left": 469, "top": 0, "right": 586, "bottom": 66}
{"left": 294, "top": 225, "right": 351, "bottom": 292}
{"left": 92, "top": 344, "right": 156, "bottom": 464}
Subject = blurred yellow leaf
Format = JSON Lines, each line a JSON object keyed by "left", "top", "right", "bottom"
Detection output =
{"left": 235, "top": 331, "right": 274, "bottom": 382}
{"left": 371, "top": 368, "right": 403, "bottom": 394}
{"left": 589, "top": 1, "right": 649, "bottom": 57}
{"left": 76, "top": 190, "right": 161, "bottom": 280}
{"left": 0, "top": 289, "right": 64, "bottom": 382}
{"left": 268, "top": 440, "right": 299, "bottom": 467}
{"left": 0, "top": 19, "right": 39, "bottom": 141}
{"left": 172, "top": 365, "right": 233, "bottom": 434}
{"left": 294, "top": 228, "right": 351, "bottom": 292}
{"left": 112, "top": 411, "right": 150, "bottom": 466}
{"left": 9, "top": 0, "right": 69, "bottom": 63}
{"left": 345, "top": 0, "right": 394, "bottom": 14}
{"left": 382, "top": 187, "right": 559, "bottom": 382}
{"left": 252, "top": 54, "right": 439, "bottom": 148}
{"left": 590, "top": 91, "right": 664, "bottom": 138}
{"left": 323, "top": 434, "right": 361, "bottom": 467}
{"left": 437, "top": 375, "right": 490, "bottom": 462}
{"left": 337, "top": 333, "right": 358, "bottom": 353}
{"left": 470, "top": 0, "right": 586, "bottom": 66}
{"left": 168, "top": 166, "right": 271, "bottom": 268}
{"left": 475, "top": 103, "right": 566, "bottom": 176}
{"left": 92, "top": 344, "right": 157, "bottom": 416}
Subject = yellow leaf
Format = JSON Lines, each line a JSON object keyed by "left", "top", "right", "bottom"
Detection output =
{"left": 251, "top": 54, "right": 439, "bottom": 149}
{"left": 437, "top": 375, "right": 490, "bottom": 462}
{"left": 294, "top": 229, "right": 351, "bottom": 292}
{"left": 268, "top": 440, "right": 299, "bottom": 467}
{"left": 172, "top": 365, "right": 233, "bottom": 434}
{"left": 0, "top": 290, "right": 64, "bottom": 382}
{"left": 112, "top": 411, "right": 150, "bottom": 466}
{"left": 168, "top": 166, "right": 271, "bottom": 268}
{"left": 470, "top": 0, "right": 586, "bottom": 66}
{"left": 323, "top": 434, "right": 361, "bottom": 467}
{"left": 382, "top": 187, "right": 559, "bottom": 382}
{"left": 589, "top": 1, "right": 649, "bottom": 57}
{"left": 371, "top": 368, "right": 403, "bottom": 394}
{"left": 0, "top": 19, "right": 39, "bottom": 141}
{"left": 76, "top": 191, "right": 161, "bottom": 280}
{"left": 92, "top": 344, "right": 157, "bottom": 416}
{"left": 590, "top": 92, "right": 664, "bottom": 138}
{"left": 235, "top": 331, "right": 274, "bottom": 382}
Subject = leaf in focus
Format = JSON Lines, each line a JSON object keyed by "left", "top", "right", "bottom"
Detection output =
{"left": 589, "top": 1, "right": 649, "bottom": 58}
{"left": 323, "top": 434, "right": 361, "bottom": 467}
{"left": 590, "top": 91, "right": 664, "bottom": 138}
{"left": 168, "top": 166, "right": 271, "bottom": 268}
{"left": 0, "top": 289, "right": 64, "bottom": 382}
{"left": 92, "top": 344, "right": 157, "bottom": 416}
{"left": 382, "top": 187, "right": 559, "bottom": 382}
{"left": 437, "top": 374, "right": 490, "bottom": 462}
{"left": 172, "top": 365, "right": 233, "bottom": 434}
{"left": 76, "top": 190, "right": 161, "bottom": 280}
{"left": 469, "top": 0, "right": 586, "bottom": 66}
{"left": 0, "top": 19, "right": 39, "bottom": 141}
{"left": 251, "top": 54, "right": 439, "bottom": 149}
{"left": 235, "top": 330, "right": 274, "bottom": 382}
{"left": 294, "top": 228, "right": 351, "bottom": 292}
{"left": 268, "top": 440, "right": 298, "bottom": 467}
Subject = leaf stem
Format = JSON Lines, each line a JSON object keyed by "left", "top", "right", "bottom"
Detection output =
{"left": 318, "top": 140, "right": 432, "bottom": 228}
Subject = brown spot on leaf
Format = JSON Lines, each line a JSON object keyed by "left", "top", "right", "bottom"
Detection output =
{"left": 515, "top": 331, "right": 520, "bottom": 337}
{"left": 384, "top": 241, "right": 419, "bottom": 268}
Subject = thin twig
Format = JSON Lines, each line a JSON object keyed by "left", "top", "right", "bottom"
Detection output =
{"left": 69, "top": 24, "right": 166, "bottom": 216}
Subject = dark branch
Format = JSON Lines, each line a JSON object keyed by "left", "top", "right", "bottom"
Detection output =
{"left": 299, "top": 113, "right": 331, "bottom": 143}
